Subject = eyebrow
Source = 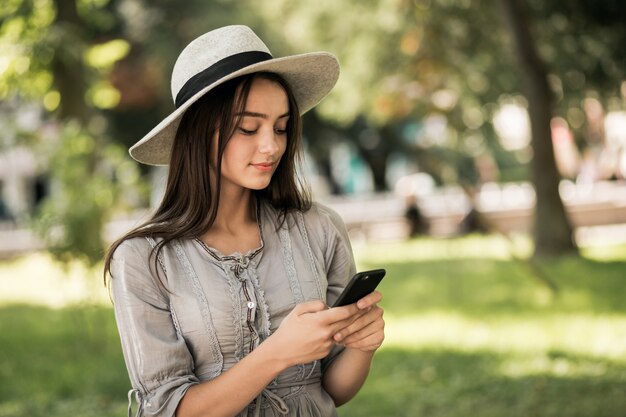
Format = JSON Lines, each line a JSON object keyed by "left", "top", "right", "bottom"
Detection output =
{"left": 237, "top": 111, "right": 290, "bottom": 119}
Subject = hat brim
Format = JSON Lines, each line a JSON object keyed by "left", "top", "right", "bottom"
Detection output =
{"left": 129, "top": 52, "right": 340, "bottom": 166}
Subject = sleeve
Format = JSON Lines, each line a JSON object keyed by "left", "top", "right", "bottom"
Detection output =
{"left": 317, "top": 203, "right": 357, "bottom": 306}
{"left": 110, "top": 239, "right": 199, "bottom": 417}
{"left": 314, "top": 204, "right": 357, "bottom": 372}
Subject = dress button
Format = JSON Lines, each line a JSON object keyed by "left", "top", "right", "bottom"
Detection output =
{"left": 247, "top": 301, "right": 255, "bottom": 309}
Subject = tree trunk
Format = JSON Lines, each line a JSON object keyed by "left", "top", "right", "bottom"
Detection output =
{"left": 52, "top": 0, "right": 89, "bottom": 123}
{"left": 358, "top": 144, "right": 389, "bottom": 192}
{"left": 499, "top": 0, "right": 577, "bottom": 257}
{"left": 348, "top": 119, "right": 391, "bottom": 193}
{"left": 302, "top": 112, "right": 345, "bottom": 194}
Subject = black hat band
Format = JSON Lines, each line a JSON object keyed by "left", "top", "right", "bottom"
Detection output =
{"left": 174, "top": 51, "right": 273, "bottom": 109}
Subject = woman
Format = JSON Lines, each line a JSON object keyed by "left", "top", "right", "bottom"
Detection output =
{"left": 104, "top": 25, "right": 385, "bottom": 417}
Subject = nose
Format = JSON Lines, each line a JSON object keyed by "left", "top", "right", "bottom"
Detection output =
{"left": 258, "top": 128, "right": 281, "bottom": 155}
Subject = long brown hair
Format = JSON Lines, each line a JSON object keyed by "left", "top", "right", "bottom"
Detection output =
{"left": 103, "top": 72, "right": 311, "bottom": 285}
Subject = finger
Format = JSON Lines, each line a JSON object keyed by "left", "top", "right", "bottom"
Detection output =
{"left": 341, "top": 319, "right": 384, "bottom": 345}
{"left": 332, "top": 309, "right": 371, "bottom": 338}
{"left": 327, "top": 312, "right": 366, "bottom": 335}
{"left": 317, "top": 302, "right": 361, "bottom": 324}
{"left": 344, "top": 339, "right": 383, "bottom": 351}
{"left": 344, "top": 336, "right": 381, "bottom": 348}
{"left": 345, "top": 332, "right": 384, "bottom": 350}
{"left": 341, "top": 317, "right": 385, "bottom": 346}
{"left": 317, "top": 306, "right": 369, "bottom": 336}
{"left": 334, "top": 307, "right": 383, "bottom": 342}
{"left": 293, "top": 300, "right": 328, "bottom": 315}
{"left": 356, "top": 290, "right": 382, "bottom": 310}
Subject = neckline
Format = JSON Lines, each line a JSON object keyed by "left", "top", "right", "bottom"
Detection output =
{"left": 195, "top": 201, "right": 265, "bottom": 263}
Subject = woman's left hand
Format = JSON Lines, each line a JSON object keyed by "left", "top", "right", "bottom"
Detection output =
{"left": 332, "top": 290, "right": 385, "bottom": 352}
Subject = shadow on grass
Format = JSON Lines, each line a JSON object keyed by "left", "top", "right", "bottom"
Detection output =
{"left": 363, "top": 257, "right": 626, "bottom": 316}
{"left": 340, "top": 346, "right": 626, "bottom": 417}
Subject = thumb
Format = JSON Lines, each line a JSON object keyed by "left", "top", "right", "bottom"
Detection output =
{"left": 292, "top": 300, "right": 328, "bottom": 315}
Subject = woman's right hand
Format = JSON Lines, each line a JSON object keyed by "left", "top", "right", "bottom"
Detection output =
{"left": 267, "top": 300, "right": 360, "bottom": 368}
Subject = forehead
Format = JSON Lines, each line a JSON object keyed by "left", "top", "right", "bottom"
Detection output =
{"left": 242, "top": 77, "right": 289, "bottom": 113}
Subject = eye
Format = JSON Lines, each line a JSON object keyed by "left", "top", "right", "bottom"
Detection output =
{"left": 274, "top": 127, "right": 287, "bottom": 135}
{"left": 238, "top": 127, "right": 257, "bottom": 135}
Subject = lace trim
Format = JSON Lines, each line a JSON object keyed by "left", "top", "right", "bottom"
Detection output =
{"left": 170, "top": 306, "right": 183, "bottom": 339}
{"left": 225, "top": 266, "right": 245, "bottom": 361}
{"left": 145, "top": 237, "right": 167, "bottom": 277}
{"left": 248, "top": 266, "right": 271, "bottom": 339}
{"left": 173, "top": 240, "right": 223, "bottom": 375}
{"left": 278, "top": 225, "right": 305, "bottom": 304}
{"left": 193, "top": 200, "right": 269, "bottom": 360}
{"left": 196, "top": 238, "right": 263, "bottom": 266}
{"left": 296, "top": 211, "right": 324, "bottom": 299}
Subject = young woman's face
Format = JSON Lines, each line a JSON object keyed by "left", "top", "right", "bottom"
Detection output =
{"left": 218, "top": 77, "right": 289, "bottom": 192}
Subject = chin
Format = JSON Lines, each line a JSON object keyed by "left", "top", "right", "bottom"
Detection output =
{"left": 245, "top": 181, "right": 272, "bottom": 190}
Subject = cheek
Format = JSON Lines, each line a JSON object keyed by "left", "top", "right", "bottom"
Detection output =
{"left": 221, "top": 138, "right": 250, "bottom": 168}
{"left": 278, "top": 137, "right": 288, "bottom": 158}
{"left": 220, "top": 148, "right": 238, "bottom": 171}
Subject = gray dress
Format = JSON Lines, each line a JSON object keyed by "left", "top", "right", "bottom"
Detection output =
{"left": 110, "top": 202, "right": 356, "bottom": 417}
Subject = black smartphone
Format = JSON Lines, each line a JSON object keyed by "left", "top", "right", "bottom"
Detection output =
{"left": 332, "top": 269, "right": 386, "bottom": 307}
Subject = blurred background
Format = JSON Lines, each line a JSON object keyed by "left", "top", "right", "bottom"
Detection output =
{"left": 1, "top": 0, "right": 626, "bottom": 416}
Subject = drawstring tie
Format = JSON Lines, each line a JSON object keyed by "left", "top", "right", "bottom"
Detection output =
{"left": 249, "top": 377, "right": 321, "bottom": 417}
{"left": 231, "top": 254, "right": 250, "bottom": 279}
{"left": 127, "top": 388, "right": 144, "bottom": 417}
{"left": 253, "top": 388, "right": 290, "bottom": 417}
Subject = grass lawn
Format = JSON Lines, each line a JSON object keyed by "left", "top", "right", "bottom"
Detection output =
{"left": 1, "top": 234, "right": 625, "bottom": 416}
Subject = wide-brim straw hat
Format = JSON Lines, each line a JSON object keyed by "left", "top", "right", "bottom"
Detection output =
{"left": 129, "top": 25, "right": 340, "bottom": 166}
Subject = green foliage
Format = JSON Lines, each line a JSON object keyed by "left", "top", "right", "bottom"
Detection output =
{"left": 251, "top": 0, "right": 410, "bottom": 125}
{"left": 251, "top": 0, "right": 626, "bottom": 187}
{"left": 0, "top": 0, "right": 143, "bottom": 267}
{"left": 3, "top": 0, "right": 626, "bottom": 262}
{"left": 0, "top": 0, "right": 56, "bottom": 101}
{"left": 32, "top": 122, "right": 146, "bottom": 266}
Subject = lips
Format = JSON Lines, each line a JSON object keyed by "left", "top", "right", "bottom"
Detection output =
{"left": 250, "top": 162, "right": 275, "bottom": 172}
